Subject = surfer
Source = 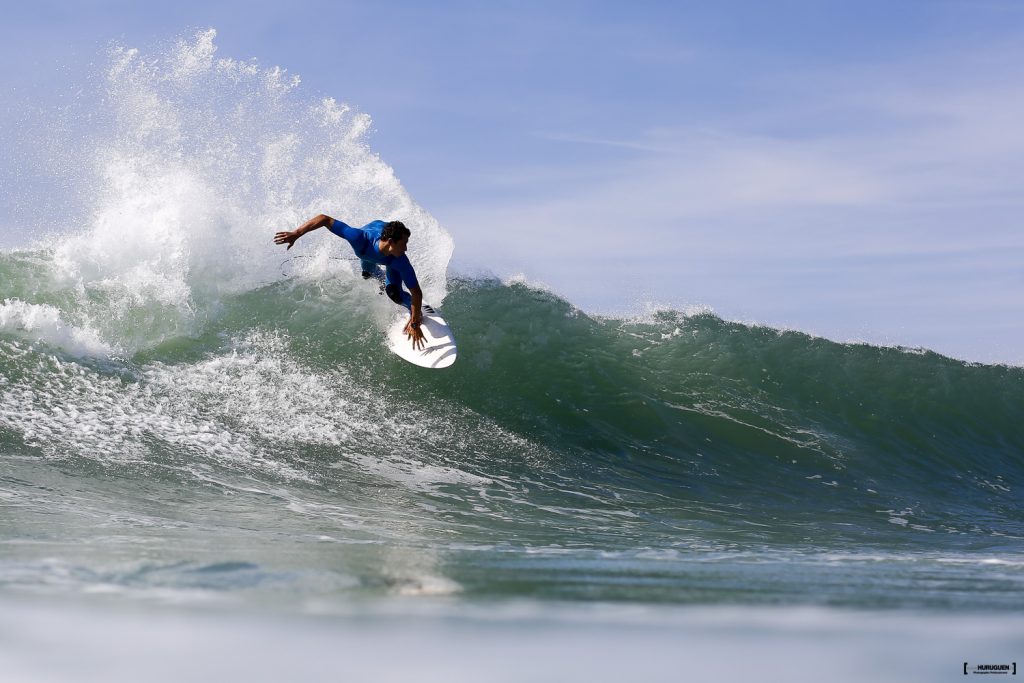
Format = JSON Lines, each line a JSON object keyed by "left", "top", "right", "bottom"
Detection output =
{"left": 274, "top": 215, "right": 426, "bottom": 350}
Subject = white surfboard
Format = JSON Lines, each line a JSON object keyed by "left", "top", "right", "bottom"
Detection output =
{"left": 386, "top": 305, "right": 457, "bottom": 369}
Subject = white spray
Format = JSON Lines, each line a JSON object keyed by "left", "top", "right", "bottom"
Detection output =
{"left": 24, "top": 28, "right": 452, "bottom": 356}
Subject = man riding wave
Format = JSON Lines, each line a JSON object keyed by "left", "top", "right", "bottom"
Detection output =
{"left": 274, "top": 215, "right": 426, "bottom": 349}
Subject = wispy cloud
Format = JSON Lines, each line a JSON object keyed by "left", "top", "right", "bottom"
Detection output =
{"left": 458, "top": 33, "right": 1024, "bottom": 224}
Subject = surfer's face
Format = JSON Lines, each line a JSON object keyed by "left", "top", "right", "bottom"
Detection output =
{"left": 384, "top": 236, "right": 409, "bottom": 257}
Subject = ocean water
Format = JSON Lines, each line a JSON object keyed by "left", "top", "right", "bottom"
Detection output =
{"left": 2, "top": 30, "right": 1022, "bottom": 682}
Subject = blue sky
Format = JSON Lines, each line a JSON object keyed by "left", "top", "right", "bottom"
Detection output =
{"left": 2, "top": 1, "right": 1023, "bottom": 364}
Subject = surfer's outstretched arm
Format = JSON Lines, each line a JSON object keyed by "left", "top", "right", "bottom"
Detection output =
{"left": 274, "top": 214, "right": 334, "bottom": 250}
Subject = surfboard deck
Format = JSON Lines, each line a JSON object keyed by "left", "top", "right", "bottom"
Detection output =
{"left": 386, "top": 305, "right": 457, "bottom": 368}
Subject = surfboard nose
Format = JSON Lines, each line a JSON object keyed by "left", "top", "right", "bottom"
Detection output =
{"left": 386, "top": 307, "right": 458, "bottom": 369}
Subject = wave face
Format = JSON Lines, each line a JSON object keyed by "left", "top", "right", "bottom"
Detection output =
{"left": 2, "top": 260, "right": 1022, "bottom": 547}
{"left": 1, "top": 30, "right": 1022, "bottom": 609}
{"left": 441, "top": 279, "right": 1024, "bottom": 544}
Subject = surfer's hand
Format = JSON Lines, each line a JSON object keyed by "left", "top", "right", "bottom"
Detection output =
{"left": 273, "top": 231, "right": 298, "bottom": 250}
{"left": 405, "top": 320, "right": 425, "bottom": 351}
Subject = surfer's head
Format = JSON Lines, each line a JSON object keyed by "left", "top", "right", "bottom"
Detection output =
{"left": 380, "top": 221, "right": 411, "bottom": 257}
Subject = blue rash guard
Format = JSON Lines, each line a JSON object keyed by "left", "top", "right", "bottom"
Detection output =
{"left": 328, "top": 219, "right": 419, "bottom": 309}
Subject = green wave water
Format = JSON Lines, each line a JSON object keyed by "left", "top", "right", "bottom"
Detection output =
{"left": 2, "top": 257, "right": 1022, "bottom": 547}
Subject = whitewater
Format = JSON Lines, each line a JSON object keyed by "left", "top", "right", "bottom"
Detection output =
{"left": 1, "top": 30, "right": 1022, "bottom": 682}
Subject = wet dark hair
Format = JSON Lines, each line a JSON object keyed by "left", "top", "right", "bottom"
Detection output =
{"left": 381, "top": 221, "right": 410, "bottom": 242}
